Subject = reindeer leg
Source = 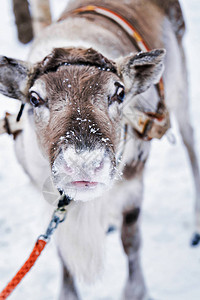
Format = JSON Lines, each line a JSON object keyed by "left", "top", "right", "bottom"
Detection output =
{"left": 180, "top": 122, "right": 200, "bottom": 246}
{"left": 12, "top": 0, "right": 33, "bottom": 44}
{"left": 174, "top": 46, "right": 200, "bottom": 246}
{"left": 59, "top": 261, "right": 80, "bottom": 300}
{"left": 121, "top": 206, "right": 148, "bottom": 300}
{"left": 176, "top": 111, "right": 200, "bottom": 246}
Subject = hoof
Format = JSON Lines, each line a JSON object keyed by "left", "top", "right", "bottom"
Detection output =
{"left": 191, "top": 233, "right": 200, "bottom": 246}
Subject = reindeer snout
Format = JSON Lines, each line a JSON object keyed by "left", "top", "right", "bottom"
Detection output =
{"left": 52, "top": 147, "right": 114, "bottom": 201}
{"left": 63, "top": 149, "right": 105, "bottom": 177}
{"left": 52, "top": 147, "right": 111, "bottom": 182}
{"left": 63, "top": 149, "right": 105, "bottom": 179}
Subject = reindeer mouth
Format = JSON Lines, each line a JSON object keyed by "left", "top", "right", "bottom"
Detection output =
{"left": 71, "top": 181, "right": 99, "bottom": 188}
{"left": 51, "top": 146, "right": 115, "bottom": 201}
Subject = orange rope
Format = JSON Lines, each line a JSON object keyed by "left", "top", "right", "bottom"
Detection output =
{"left": 0, "top": 239, "right": 46, "bottom": 299}
{"left": 0, "top": 193, "right": 69, "bottom": 299}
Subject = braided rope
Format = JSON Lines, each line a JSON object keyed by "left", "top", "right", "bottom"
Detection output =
{"left": 0, "top": 193, "right": 70, "bottom": 299}
{"left": 0, "top": 239, "right": 46, "bottom": 299}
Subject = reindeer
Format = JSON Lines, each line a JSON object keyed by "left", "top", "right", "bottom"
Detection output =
{"left": 0, "top": 0, "right": 200, "bottom": 299}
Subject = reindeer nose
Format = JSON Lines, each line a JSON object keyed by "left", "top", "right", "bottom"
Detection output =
{"left": 62, "top": 148, "right": 105, "bottom": 177}
{"left": 93, "top": 160, "right": 104, "bottom": 173}
{"left": 52, "top": 146, "right": 113, "bottom": 199}
{"left": 63, "top": 155, "right": 104, "bottom": 175}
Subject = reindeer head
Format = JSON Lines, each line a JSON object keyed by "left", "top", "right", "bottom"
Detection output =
{"left": 0, "top": 48, "right": 165, "bottom": 201}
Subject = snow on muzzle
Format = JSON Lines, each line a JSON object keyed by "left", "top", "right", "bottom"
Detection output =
{"left": 51, "top": 147, "right": 114, "bottom": 202}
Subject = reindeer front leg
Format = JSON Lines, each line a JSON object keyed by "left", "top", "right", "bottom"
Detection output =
{"left": 59, "top": 261, "right": 80, "bottom": 300}
{"left": 121, "top": 205, "right": 148, "bottom": 300}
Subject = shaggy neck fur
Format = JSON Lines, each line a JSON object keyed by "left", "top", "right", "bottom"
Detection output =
{"left": 55, "top": 199, "right": 108, "bottom": 283}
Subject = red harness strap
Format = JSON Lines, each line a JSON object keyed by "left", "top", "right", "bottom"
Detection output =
{"left": 71, "top": 5, "right": 150, "bottom": 51}
{"left": 0, "top": 239, "right": 46, "bottom": 300}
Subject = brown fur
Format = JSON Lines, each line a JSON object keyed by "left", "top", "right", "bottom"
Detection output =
{"left": 33, "top": 62, "right": 121, "bottom": 166}
{"left": 2, "top": 1, "right": 199, "bottom": 299}
{"left": 12, "top": 0, "right": 33, "bottom": 44}
{"left": 61, "top": 0, "right": 185, "bottom": 44}
{"left": 151, "top": 0, "right": 185, "bottom": 40}
{"left": 60, "top": 0, "right": 165, "bottom": 49}
{"left": 123, "top": 160, "right": 145, "bottom": 180}
{"left": 37, "top": 48, "right": 117, "bottom": 75}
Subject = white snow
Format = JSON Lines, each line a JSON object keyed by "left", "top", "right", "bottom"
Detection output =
{"left": 0, "top": 0, "right": 200, "bottom": 299}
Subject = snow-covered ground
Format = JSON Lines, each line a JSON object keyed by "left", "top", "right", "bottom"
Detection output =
{"left": 0, "top": 0, "right": 200, "bottom": 299}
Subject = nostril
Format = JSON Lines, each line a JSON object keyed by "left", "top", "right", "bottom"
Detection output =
{"left": 94, "top": 160, "right": 104, "bottom": 173}
{"left": 63, "top": 161, "right": 73, "bottom": 174}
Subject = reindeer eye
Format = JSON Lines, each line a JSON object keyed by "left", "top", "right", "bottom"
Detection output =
{"left": 110, "top": 82, "right": 125, "bottom": 104}
{"left": 108, "top": 82, "right": 125, "bottom": 106}
{"left": 30, "top": 92, "right": 42, "bottom": 107}
{"left": 116, "top": 85, "right": 125, "bottom": 103}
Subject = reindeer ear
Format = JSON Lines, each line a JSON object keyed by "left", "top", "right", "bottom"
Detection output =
{"left": 115, "top": 49, "right": 166, "bottom": 95}
{"left": 0, "top": 56, "right": 33, "bottom": 101}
